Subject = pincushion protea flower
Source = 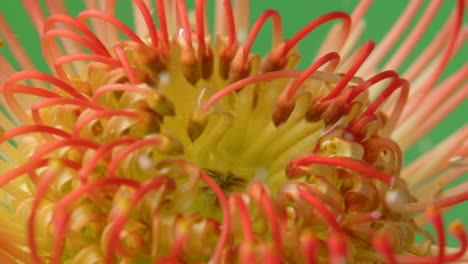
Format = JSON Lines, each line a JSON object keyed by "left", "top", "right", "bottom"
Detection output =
{"left": 0, "top": 0, "right": 467, "bottom": 263}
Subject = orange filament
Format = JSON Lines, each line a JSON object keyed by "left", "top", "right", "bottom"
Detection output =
{"left": 28, "top": 161, "right": 63, "bottom": 264}
{"left": 51, "top": 178, "right": 140, "bottom": 264}
{"left": 299, "top": 187, "right": 343, "bottom": 232}
{"left": 91, "top": 83, "right": 151, "bottom": 102}
{"left": 44, "top": 14, "right": 110, "bottom": 56}
{"left": 195, "top": 0, "right": 208, "bottom": 54}
{"left": 27, "top": 138, "right": 100, "bottom": 182}
{"left": 0, "top": 125, "right": 71, "bottom": 143}
{"left": 282, "top": 11, "right": 351, "bottom": 57}
{"left": 373, "top": 232, "right": 397, "bottom": 264}
{"left": 283, "top": 52, "right": 340, "bottom": 101}
{"left": 176, "top": 0, "right": 193, "bottom": 50}
{"left": 156, "top": 0, "right": 170, "bottom": 45}
{"left": 0, "top": 158, "right": 81, "bottom": 187}
{"left": 222, "top": 0, "right": 237, "bottom": 49}
{"left": 0, "top": 83, "right": 60, "bottom": 99}
{"left": 113, "top": 45, "right": 139, "bottom": 84}
{"left": 42, "top": 28, "right": 108, "bottom": 57}
{"left": 31, "top": 97, "right": 105, "bottom": 125}
{"left": 54, "top": 53, "right": 120, "bottom": 81}
{"left": 249, "top": 183, "right": 283, "bottom": 256}
{"left": 327, "top": 231, "right": 348, "bottom": 264}
{"left": 300, "top": 231, "right": 319, "bottom": 264}
{"left": 231, "top": 193, "right": 254, "bottom": 243}
{"left": 4, "top": 70, "right": 87, "bottom": 100}
{"left": 132, "top": 0, "right": 159, "bottom": 47}
{"left": 71, "top": 109, "right": 142, "bottom": 137}
{"left": 322, "top": 40, "right": 375, "bottom": 101}
{"left": 201, "top": 69, "right": 303, "bottom": 112}
{"left": 242, "top": 9, "right": 283, "bottom": 60}
{"left": 426, "top": 206, "right": 445, "bottom": 263}
{"left": 78, "top": 137, "right": 137, "bottom": 183}
{"left": 105, "top": 176, "right": 175, "bottom": 262}
{"left": 289, "top": 155, "right": 394, "bottom": 185}
{"left": 105, "top": 137, "right": 166, "bottom": 178}
{"left": 77, "top": 10, "right": 145, "bottom": 45}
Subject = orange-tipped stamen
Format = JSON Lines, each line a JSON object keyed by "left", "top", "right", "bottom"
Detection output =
{"left": 446, "top": 220, "right": 468, "bottom": 262}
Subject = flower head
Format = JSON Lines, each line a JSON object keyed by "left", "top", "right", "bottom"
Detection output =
{"left": 0, "top": 0, "right": 466, "bottom": 263}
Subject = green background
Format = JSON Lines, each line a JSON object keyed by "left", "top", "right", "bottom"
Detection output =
{"left": 1, "top": 0, "right": 467, "bottom": 247}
